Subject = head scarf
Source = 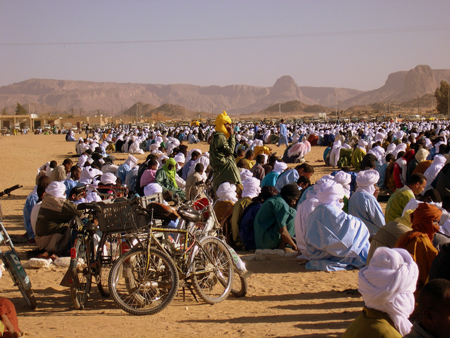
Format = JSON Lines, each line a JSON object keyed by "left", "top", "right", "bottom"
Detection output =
{"left": 280, "top": 183, "right": 302, "bottom": 204}
{"left": 174, "top": 153, "right": 185, "bottom": 164}
{"left": 80, "top": 167, "right": 102, "bottom": 185}
{"left": 358, "top": 247, "right": 418, "bottom": 336}
{"left": 356, "top": 169, "right": 379, "bottom": 195}
{"left": 273, "top": 161, "right": 287, "bottom": 174}
{"left": 216, "top": 182, "right": 238, "bottom": 203}
{"left": 240, "top": 169, "right": 253, "bottom": 182}
{"left": 415, "top": 148, "right": 429, "bottom": 163}
{"left": 316, "top": 180, "right": 345, "bottom": 208}
{"left": 410, "top": 203, "right": 442, "bottom": 241}
{"left": 100, "top": 172, "right": 117, "bottom": 185}
{"left": 125, "top": 155, "right": 138, "bottom": 169}
{"left": 162, "top": 158, "right": 178, "bottom": 188}
{"left": 215, "top": 111, "right": 232, "bottom": 138}
{"left": 45, "top": 181, "right": 66, "bottom": 199}
{"left": 144, "top": 183, "right": 163, "bottom": 196}
{"left": 242, "top": 177, "right": 261, "bottom": 199}
{"left": 333, "top": 171, "right": 352, "bottom": 197}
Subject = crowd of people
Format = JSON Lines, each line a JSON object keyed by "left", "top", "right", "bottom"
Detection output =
{"left": 12, "top": 111, "right": 450, "bottom": 337}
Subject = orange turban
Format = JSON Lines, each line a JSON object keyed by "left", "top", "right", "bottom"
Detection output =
{"left": 411, "top": 203, "right": 442, "bottom": 241}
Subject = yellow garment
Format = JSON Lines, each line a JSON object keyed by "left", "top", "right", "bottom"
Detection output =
{"left": 215, "top": 111, "right": 231, "bottom": 139}
{"left": 254, "top": 145, "right": 271, "bottom": 156}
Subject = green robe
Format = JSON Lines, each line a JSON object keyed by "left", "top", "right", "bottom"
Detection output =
{"left": 209, "top": 132, "right": 242, "bottom": 192}
{"left": 338, "top": 148, "right": 353, "bottom": 167}
{"left": 155, "top": 169, "right": 186, "bottom": 200}
{"left": 351, "top": 148, "right": 366, "bottom": 171}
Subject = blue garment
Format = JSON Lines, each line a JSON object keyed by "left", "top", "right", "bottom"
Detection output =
{"left": 427, "top": 148, "right": 436, "bottom": 160}
{"left": 261, "top": 171, "right": 280, "bottom": 187}
{"left": 275, "top": 169, "right": 299, "bottom": 192}
{"left": 239, "top": 203, "right": 261, "bottom": 250}
{"left": 323, "top": 147, "right": 331, "bottom": 162}
{"left": 63, "top": 179, "right": 78, "bottom": 197}
{"left": 116, "top": 163, "right": 131, "bottom": 184}
{"left": 348, "top": 191, "right": 385, "bottom": 235}
{"left": 188, "top": 134, "right": 199, "bottom": 144}
{"left": 305, "top": 204, "right": 370, "bottom": 271}
{"left": 278, "top": 124, "right": 288, "bottom": 146}
{"left": 23, "top": 190, "right": 38, "bottom": 238}
{"left": 377, "top": 162, "right": 389, "bottom": 188}
{"left": 297, "top": 185, "right": 314, "bottom": 206}
{"left": 254, "top": 195, "right": 296, "bottom": 250}
{"left": 181, "top": 160, "right": 194, "bottom": 181}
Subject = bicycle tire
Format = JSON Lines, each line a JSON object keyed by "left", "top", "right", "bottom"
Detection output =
{"left": 191, "top": 237, "right": 233, "bottom": 304}
{"left": 70, "top": 236, "right": 93, "bottom": 310}
{"left": 6, "top": 263, "right": 38, "bottom": 310}
{"left": 97, "top": 234, "right": 122, "bottom": 297}
{"left": 231, "top": 268, "right": 248, "bottom": 297}
{"left": 109, "top": 247, "right": 179, "bottom": 316}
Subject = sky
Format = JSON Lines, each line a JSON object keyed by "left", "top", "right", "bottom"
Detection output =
{"left": 1, "top": 0, "right": 450, "bottom": 91}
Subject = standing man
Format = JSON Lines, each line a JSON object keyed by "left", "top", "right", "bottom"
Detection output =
{"left": 209, "top": 111, "right": 241, "bottom": 193}
{"left": 278, "top": 119, "right": 288, "bottom": 147}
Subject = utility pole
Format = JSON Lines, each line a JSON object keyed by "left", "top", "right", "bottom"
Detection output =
{"left": 279, "top": 103, "right": 281, "bottom": 120}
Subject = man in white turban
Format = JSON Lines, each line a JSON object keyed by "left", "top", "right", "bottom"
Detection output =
{"left": 35, "top": 181, "right": 82, "bottom": 255}
{"left": 342, "top": 247, "right": 418, "bottom": 337}
{"left": 116, "top": 155, "right": 138, "bottom": 184}
{"left": 305, "top": 180, "right": 370, "bottom": 271}
{"left": 348, "top": 169, "right": 385, "bottom": 235}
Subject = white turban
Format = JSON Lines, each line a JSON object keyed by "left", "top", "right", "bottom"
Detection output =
{"left": 333, "top": 171, "right": 352, "bottom": 196}
{"left": 79, "top": 167, "right": 103, "bottom": 185}
{"left": 358, "top": 247, "right": 418, "bottom": 336}
{"left": 386, "top": 143, "right": 396, "bottom": 155}
{"left": 273, "top": 161, "right": 287, "bottom": 174}
{"left": 216, "top": 182, "right": 238, "bottom": 203}
{"left": 240, "top": 169, "right": 253, "bottom": 182}
{"left": 144, "top": 183, "right": 163, "bottom": 196}
{"left": 316, "top": 180, "right": 345, "bottom": 208}
{"left": 357, "top": 139, "right": 368, "bottom": 150}
{"left": 356, "top": 169, "right": 379, "bottom": 195}
{"left": 242, "top": 177, "right": 261, "bottom": 199}
{"left": 45, "top": 181, "right": 66, "bottom": 199}
{"left": 415, "top": 148, "right": 429, "bottom": 163}
{"left": 174, "top": 153, "right": 185, "bottom": 164}
{"left": 125, "top": 155, "right": 138, "bottom": 169}
{"left": 100, "top": 172, "right": 117, "bottom": 185}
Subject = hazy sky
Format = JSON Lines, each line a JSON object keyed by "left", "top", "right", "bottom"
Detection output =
{"left": 1, "top": 0, "right": 450, "bottom": 91}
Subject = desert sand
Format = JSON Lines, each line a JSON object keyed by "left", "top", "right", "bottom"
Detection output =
{"left": 0, "top": 133, "right": 364, "bottom": 338}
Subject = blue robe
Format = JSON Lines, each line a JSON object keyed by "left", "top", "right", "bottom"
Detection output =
{"left": 297, "top": 185, "right": 314, "bottom": 206}
{"left": 348, "top": 191, "right": 385, "bottom": 235}
{"left": 275, "top": 169, "right": 299, "bottom": 192}
{"left": 261, "top": 171, "right": 280, "bottom": 187}
{"left": 305, "top": 204, "right": 370, "bottom": 271}
{"left": 23, "top": 190, "right": 38, "bottom": 239}
{"left": 239, "top": 203, "right": 262, "bottom": 250}
{"left": 278, "top": 124, "right": 288, "bottom": 146}
{"left": 116, "top": 163, "right": 131, "bottom": 184}
{"left": 63, "top": 179, "right": 79, "bottom": 197}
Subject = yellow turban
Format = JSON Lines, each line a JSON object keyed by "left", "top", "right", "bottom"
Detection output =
{"left": 215, "top": 111, "right": 232, "bottom": 138}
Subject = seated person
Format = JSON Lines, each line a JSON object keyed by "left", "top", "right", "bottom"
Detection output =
{"left": 274, "top": 163, "right": 314, "bottom": 192}
{"left": 261, "top": 161, "right": 287, "bottom": 187}
{"left": 348, "top": 169, "right": 385, "bottom": 235}
{"left": 342, "top": 247, "right": 418, "bottom": 338}
{"left": 250, "top": 154, "right": 266, "bottom": 181}
{"left": 240, "top": 186, "right": 279, "bottom": 251}
{"left": 238, "top": 150, "right": 255, "bottom": 170}
{"left": 262, "top": 155, "right": 277, "bottom": 175}
{"left": 254, "top": 183, "right": 300, "bottom": 252}
{"left": 0, "top": 297, "right": 23, "bottom": 338}
{"left": 185, "top": 163, "right": 204, "bottom": 201}
{"left": 214, "top": 182, "right": 238, "bottom": 240}
{"left": 404, "top": 278, "right": 450, "bottom": 338}
{"left": 377, "top": 153, "right": 395, "bottom": 189}
{"left": 395, "top": 203, "right": 442, "bottom": 296}
{"left": 140, "top": 159, "right": 158, "bottom": 188}
{"left": 305, "top": 180, "right": 370, "bottom": 271}
{"left": 35, "top": 181, "right": 82, "bottom": 255}
{"left": 230, "top": 177, "right": 261, "bottom": 248}
{"left": 234, "top": 148, "right": 245, "bottom": 165}
{"left": 155, "top": 158, "right": 186, "bottom": 201}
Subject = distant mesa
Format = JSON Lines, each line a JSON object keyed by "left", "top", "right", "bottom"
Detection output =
{"left": 0, "top": 64, "right": 448, "bottom": 118}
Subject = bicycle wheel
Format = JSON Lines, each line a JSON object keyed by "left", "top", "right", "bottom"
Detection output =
{"left": 97, "top": 234, "right": 122, "bottom": 297}
{"left": 231, "top": 268, "right": 248, "bottom": 297}
{"left": 70, "top": 236, "right": 93, "bottom": 310}
{"left": 191, "top": 237, "right": 233, "bottom": 304}
{"left": 5, "top": 263, "right": 38, "bottom": 310}
{"left": 109, "top": 247, "right": 178, "bottom": 316}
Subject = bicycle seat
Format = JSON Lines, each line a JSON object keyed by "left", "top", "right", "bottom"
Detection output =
{"left": 77, "top": 202, "right": 102, "bottom": 213}
{"left": 178, "top": 206, "right": 202, "bottom": 223}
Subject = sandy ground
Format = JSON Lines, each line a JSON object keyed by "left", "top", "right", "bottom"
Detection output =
{"left": 0, "top": 133, "right": 364, "bottom": 338}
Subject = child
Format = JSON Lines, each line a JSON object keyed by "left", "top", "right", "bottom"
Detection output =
{"left": 378, "top": 153, "right": 395, "bottom": 189}
{"left": 185, "top": 163, "right": 204, "bottom": 201}
{"left": 140, "top": 159, "right": 158, "bottom": 188}
{"left": 251, "top": 154, "right": 266, "bottom": 181}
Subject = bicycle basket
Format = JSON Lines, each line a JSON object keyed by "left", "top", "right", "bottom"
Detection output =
{"left": 139, "top": 193, "right": 164, "bottom": 208}
{"left": 97, "top": 201, "right": 147, "bottom": 233}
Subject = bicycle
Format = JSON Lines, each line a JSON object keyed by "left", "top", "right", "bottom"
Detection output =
{"left": 108, "top": 199, "right": 234, "bottom": 315}
{"left": 0, "top": 189, "right": 38, "bottom": 310}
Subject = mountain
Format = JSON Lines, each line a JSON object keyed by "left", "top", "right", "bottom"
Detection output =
{"left": 1, "top": 65, "right": 449, "bottom": 117}
{"left": 342, "top": 65, "right": 450, "bottom": 108}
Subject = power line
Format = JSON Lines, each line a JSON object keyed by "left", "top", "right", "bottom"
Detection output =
{"left": 1, "top": 24, "right": 450, "bottom": 47}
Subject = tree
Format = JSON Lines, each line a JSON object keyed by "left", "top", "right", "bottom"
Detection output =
{"left": 15, "top": 103, "right": 28, "bottom": 115}
{"left": 434, "top": 80, "right": 450, "bottom": 115}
